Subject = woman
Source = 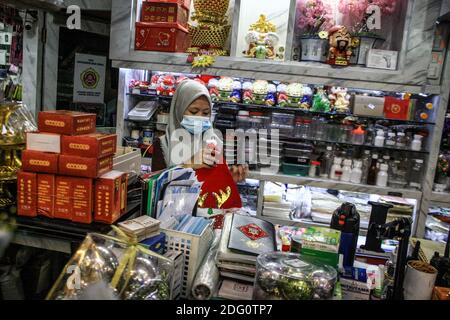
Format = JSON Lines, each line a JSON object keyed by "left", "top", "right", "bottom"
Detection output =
{"left": 152, "top": 79, "right": 248, "bottom": 183}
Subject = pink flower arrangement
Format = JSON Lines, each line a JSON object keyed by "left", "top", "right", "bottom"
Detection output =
{"left": 297, "top": 0, "right": 334, "bottom": 35}
{"left": 338, "top": 0, "right": 398, "bottom": 33}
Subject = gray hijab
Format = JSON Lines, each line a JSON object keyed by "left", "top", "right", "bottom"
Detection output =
{"left": 160, "top": 79, "right": 214, "bottom": 167}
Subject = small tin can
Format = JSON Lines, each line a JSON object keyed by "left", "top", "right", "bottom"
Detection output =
{"left": 142, "top": 126, "right": 154, "bottom": 145}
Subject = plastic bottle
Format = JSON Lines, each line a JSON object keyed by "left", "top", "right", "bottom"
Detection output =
{"left": 361, "top": 150, "right": 372, "bottom": 184}
{"left": 350, "top": 160, "right": 363, "bottom": 184}
{"left": 367, "top": 154, "right": 379, "bottom": 185}
{"left": 374, "top": 130, "right": 385, "bottom": 147}
{"left": 309, "top": 161, "right": 321, "bottom": 178}
{"left": 411, "top": 135, "right": 423, "bottom": 151}
{"left": 376, "top": 164, "right": 389, "bottom": 187}
{"left": 330, "top": 157, "right": 343, "bottom": 180}
{"left": 341, "top": 159, "right": 353, "bottom": 182}
{"left": 351, "top": 125, "right": 366, "bottom": 145}
{"left": 320, "top": 146, "right": 334, "bottom": 178}
{"left": 408, "top": 159, "right": 424, "bottom": 189}
{"left": 396, "top": 132, "right": 407, "bottom": 148}
{"left": 386, "top": 132, "right": 396, "bottom": 146}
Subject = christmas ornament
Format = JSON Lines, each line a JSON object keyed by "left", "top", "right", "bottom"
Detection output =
{"left": 280, "top": 278, "right": 314, "bottom": 300}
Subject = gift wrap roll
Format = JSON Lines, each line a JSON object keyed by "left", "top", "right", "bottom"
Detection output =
{"left": 191, "top": 230, "right": 221, "bottom": 300}
{"left": 403, "top": 260, "right": 438, "bottom": 300}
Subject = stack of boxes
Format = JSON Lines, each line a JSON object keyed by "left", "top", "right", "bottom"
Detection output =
{"left": 17, "top": 110, "right": 128, "bottom": 224}
{"left": 135, "top": 0, "right": 191, "bottom": 52}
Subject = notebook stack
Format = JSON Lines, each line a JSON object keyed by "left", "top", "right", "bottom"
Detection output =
{"left": 217, "top": 213, "right": 276, "bottom": 283}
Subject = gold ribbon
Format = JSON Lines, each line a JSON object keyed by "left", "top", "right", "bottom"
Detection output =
{"left": 46, "top": 226, "right": 173, "bottom": 299}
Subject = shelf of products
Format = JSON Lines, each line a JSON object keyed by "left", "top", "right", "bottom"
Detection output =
{"left": 249, "top": 171, "right": 423, "bottom": 200}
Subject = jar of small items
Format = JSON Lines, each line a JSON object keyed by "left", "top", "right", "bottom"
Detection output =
{"left": 253, "top": 252, "right": 337, "bottom": 300}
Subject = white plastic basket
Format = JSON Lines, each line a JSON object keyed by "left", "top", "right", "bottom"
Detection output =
{"left": 162, "top": 223, "right": 214, "bottom": 298}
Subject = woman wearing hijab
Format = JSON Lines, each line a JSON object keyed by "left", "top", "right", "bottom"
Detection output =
{"left": 152, "top": 79, "right": 248, "bottom": 183}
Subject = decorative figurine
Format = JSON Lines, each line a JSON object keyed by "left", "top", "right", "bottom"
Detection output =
{"left": 217, "top": 77, "right": 242, "bottom": 103}
{"left": 208, "top": 78, "right": 220, "bottom": 102}
{"left": 320, "top": 26, "right": 359, "bottom": 67}
{"left": 265, "top": 84, "right": 277, "bottom": 106}
{"left": 150, "top": 75, "right": 161, "bottom": 90}
{"left": 300, "top": 87, "right": 314, "bottom": 110}
{"left": 328, "top": 86, "right": 351, "bottom": 113}
{"left": 187, "top": 0, "right": 231, "bottom": 67}
{"left": 277, "top": 84, "right": 289, "bottom": 107}
{"left": 253, "top": 80, "right": 270, "bottom": 105}
{"left": 244, "top": 15, "right": 280, "bottom": 60}
{"left": 242, "top": 81, "right": 254, "bottom": 104}
{"left": 156, "top": 74, "right": 176, "bottom": 97}
{"left": 311, "top": 86, "right": 331, "bottom": 113}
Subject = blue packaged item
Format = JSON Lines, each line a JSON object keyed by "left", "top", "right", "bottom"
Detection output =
{"left": 140, "top": 233, "right": 166, "bottom": 255}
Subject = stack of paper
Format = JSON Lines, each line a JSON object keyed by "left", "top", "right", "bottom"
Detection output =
{"left": 118, "top": 215, "right": 160, "bottom": 242}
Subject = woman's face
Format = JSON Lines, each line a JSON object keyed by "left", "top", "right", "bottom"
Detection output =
{"left": 183, "top": 96, "right": 211, "bottom": 117}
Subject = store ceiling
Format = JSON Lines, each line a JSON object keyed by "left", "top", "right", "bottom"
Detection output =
{"left": 0, "top": 0, "right": 65, "bottom": 12}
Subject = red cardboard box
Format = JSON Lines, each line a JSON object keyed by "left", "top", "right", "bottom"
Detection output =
{"left": 26, "top": 132, "right": 61, "bottom": 154}
{"left": 17, "top": 171, "right": 37, "bottom": 217}
{"left": 94, "top": 171, "right": 124, "bottom": 224}
{"left": 120, "top": 173, "right": 129, "bottom": 215}
{"left": 37, "top": 174, "right": 55, "bottom": 218}
{"left": 135, "top": 22, "right": 189, "bottom": 52}
{"left": 55, "top": 176, "right": 73, "bottom": 220}
{"left": 384, "top": 97, "right": 410, "bottom": 120}
{"left": 61, "top": 133, "right": 117, "bottom": 158}
{"left": 72, "top": 177, "right": 94, "bottom": 224}
{"left": 141, "top": 0, "right": 190, "bottom": 27}
{"left": 22, "top": 150, "right": 59, "bottom": 174}
{"left": 59, "top": 155, "right": 113, "bottom": 178}
{"left": 38, "top": 110, "right": 96, "bottom": 136}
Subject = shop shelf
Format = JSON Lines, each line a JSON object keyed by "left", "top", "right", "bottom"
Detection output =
{"left": 248, "top": 171, "right": 423, "bottom": 200}
{"left": 112, "top": 56, "right": 441, "bottom": 95}
{"left": 217, "top": 102, "right": 437, "bottom": 126}
{"left": 429, "top": 191, "right": 450, "bottom": 205}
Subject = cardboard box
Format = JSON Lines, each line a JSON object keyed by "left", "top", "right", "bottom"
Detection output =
{"left": 353, "top": 95, "right": 385, "bottom": 117}
{"left": 59, "top": 155, "right": 113, "bottom": 178}
{"left": 26, "top": 132, "right": 61, "bottom": 154}
{"left": 94, "top": 170, "right": 123, "bottom": 224}
{"left": 55, "top": 176, "right": 73, "bottom": 220}
{"left": 17, "top": 171, "right": 37, "bottom": 217}
{"left": 61, "top": 133, "right": 117, "bottom": 158}
{"left": 38, "top": 110, "right": 96, "bottom": 136}
{"left": 71, "top": 177, "right": 94, "bottom": 224}
{"left": 135, "top": 22, "right": 189, "bottom": 52}
{"left": 163, "top": 250, "right": 184, "bottom": 300}
{"left": 22, "top": 150, "right": 59, "bottom": 174}
{"left": 384, "top": 97, "right": 410, "bottom": 120}
{"left": 141, "top": 0, "right": 190, "bottom": 27}
{"left": 37, "top": 174, "right": 55, "bottom": 218}
{"left": 340, "top": 278, "right": 370, "bottom": 300}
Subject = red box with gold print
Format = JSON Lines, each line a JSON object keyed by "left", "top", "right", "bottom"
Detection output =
{"left": 135, "top": 22, "right": 189, "bottom": 52}
{"left": 61, "top": 133, "right": 117, "bottom": 158}
{"left": 71, "top": 177, "right": 94, "bottom": 224}
{"left": 22, "top": 150, "right": 59, "bottom": 174}
{"left": 59, "top": 155, "right": 113, "bottom": 178}
{"left": 141, "top": 0, "right": 190, "bottom": 28}
{"left": 384, "top": 97, "right": 410, "bottom": 120}
{"left": 37, "top": 174, "right": 55, "bottom": 218}
{"left": 55, "top": 176, "right": 73, "bottom": 220}
{"left": 17, "top": 171, "right": 37, "bottom": 217}
{"left": 94, "top": 171, "right": 123, "bottom": 224}
{"left": 38, "top": 110, "right": 96, "bottom": 135}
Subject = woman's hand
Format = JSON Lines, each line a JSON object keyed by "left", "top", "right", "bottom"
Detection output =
{"left": 230, "top": 164, "right": 249, "bottom": 183}
{"left": 183, "top": 147, "right": 221, "bottom": 170}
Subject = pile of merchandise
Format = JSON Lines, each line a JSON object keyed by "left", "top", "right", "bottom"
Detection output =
{"left": 17, "top": 111, "right": 128, "bottom": 225}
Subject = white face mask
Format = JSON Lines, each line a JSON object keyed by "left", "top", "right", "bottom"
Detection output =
{"left": 180, "top": 115, "right": 212, "bottom": 134}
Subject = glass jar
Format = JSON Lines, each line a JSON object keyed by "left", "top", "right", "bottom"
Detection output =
{"left": 408, "top": 159, "right": 424, "bottom": 189}
{"left": 396, "top": 132, "right": 407, "bottom": 148}
{"left": 254, "top": 252, "right": 337, "bottom": 300}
